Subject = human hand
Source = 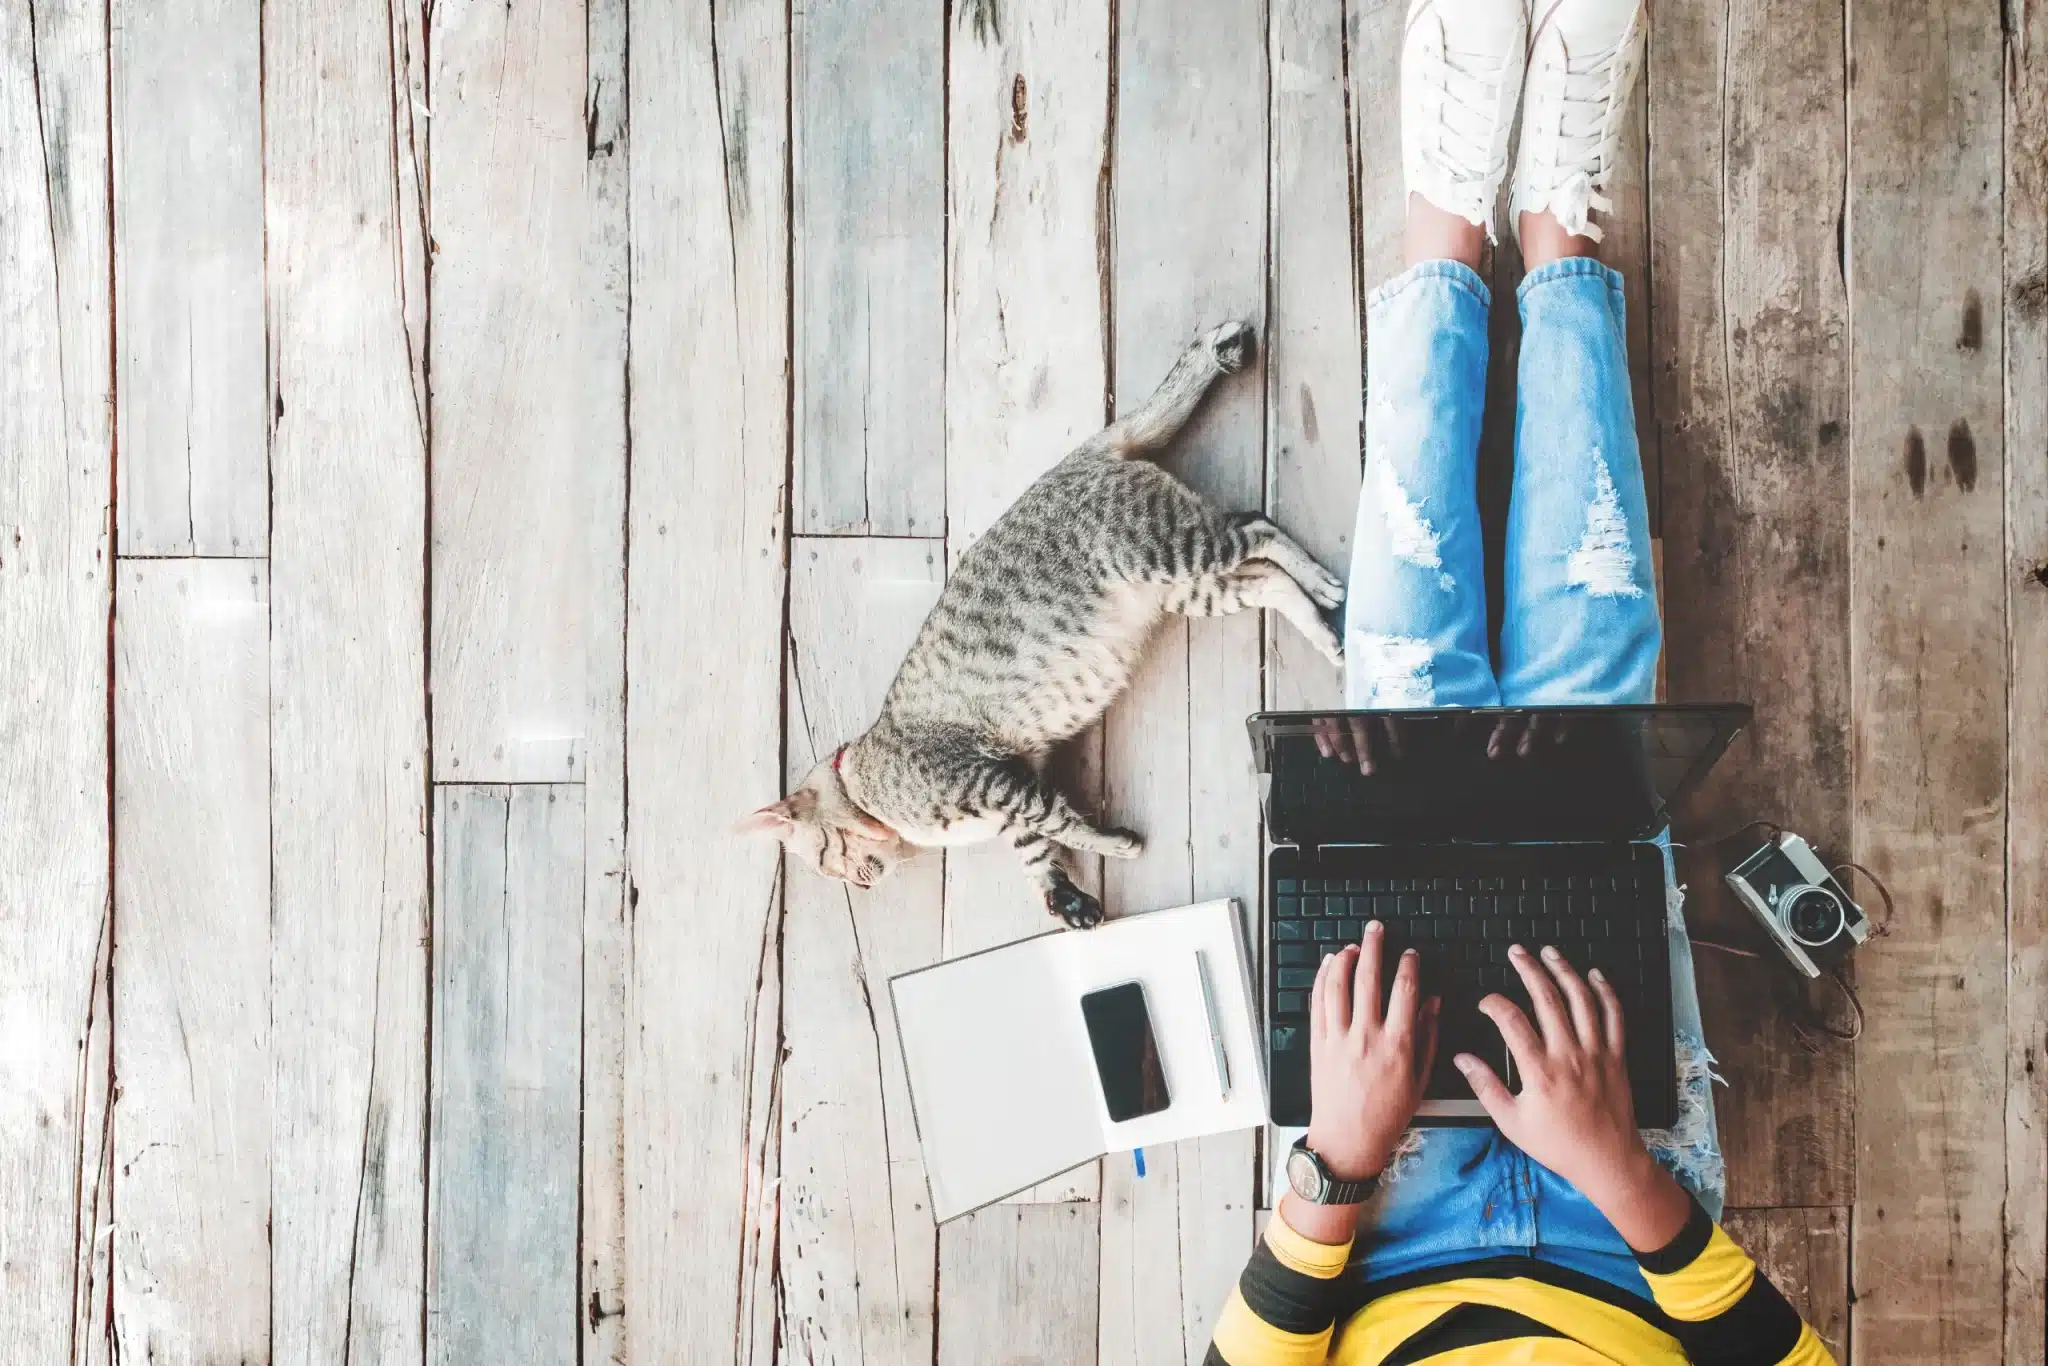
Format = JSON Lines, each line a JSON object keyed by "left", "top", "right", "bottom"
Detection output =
{"left": 1481, "top": 711, "right": 1570, "bottom": 762}
{"left": 1305, "top": 923, "right": 1440, "bottom": 1180}
{"left": 1453, "top": 944, "right": 1689, "bottom": 1248}
{"left": 1311, "top": 714, "right": 1406, "bottom": 775}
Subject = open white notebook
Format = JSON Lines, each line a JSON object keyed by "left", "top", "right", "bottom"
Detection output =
{"left": 891, "top": 899, "right": 1267, "bottom": 1222}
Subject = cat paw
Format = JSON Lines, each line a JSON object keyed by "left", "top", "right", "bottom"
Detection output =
{"left": 1101, "top": 827, "right": 1146, "bottom": 859}
{"left": 1047, "top": 883, "right": 1105, "bottom": 929}
{"left": 1302, "top": 564, "right": 1346, "bottom": 611}
{"left": 1206, "top": 321, "right": 1257, "bottom": 374}
{"left": 1305, "top": 616, "right": 1345, "bottom": 668}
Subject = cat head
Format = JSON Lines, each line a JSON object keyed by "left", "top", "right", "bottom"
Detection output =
{"left": 733, "top": 756, "right": 914, "bottom": 890}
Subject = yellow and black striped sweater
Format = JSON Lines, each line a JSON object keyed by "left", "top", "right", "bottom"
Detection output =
{"left": 1206, "top": 1197, "right": 1835, "bottom": 1365}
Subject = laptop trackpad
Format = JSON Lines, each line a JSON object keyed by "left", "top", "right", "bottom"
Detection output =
{"left": 1418, "top": 1010, "right": 1508, "bottom": 1117}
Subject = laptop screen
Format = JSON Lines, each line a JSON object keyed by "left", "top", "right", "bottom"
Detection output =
{"left": 1246, "top": 705, "right": 1751, "bottom": 845}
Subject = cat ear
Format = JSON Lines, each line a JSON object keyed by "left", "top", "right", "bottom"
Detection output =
{"left": 733, "top": 799, "right": 800, "bottom": 838}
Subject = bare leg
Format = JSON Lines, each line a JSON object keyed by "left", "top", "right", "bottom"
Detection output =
{"left": 1405, "top": 192, "right": 1487, "bottom": 270}
{"left": 1518, "top": 208, "right": 1601, "bottom": 270}
{"left": 1097, "top": 321, "right": 1256, "bottom": 455}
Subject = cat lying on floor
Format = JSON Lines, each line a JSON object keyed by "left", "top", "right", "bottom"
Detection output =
{"left": 738, "top": 322, "right": 1345, "bottom": 927}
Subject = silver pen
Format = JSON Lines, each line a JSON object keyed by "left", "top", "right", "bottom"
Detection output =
{"left": 1195, "top": 949, "right": 1231, "bottom": 1098}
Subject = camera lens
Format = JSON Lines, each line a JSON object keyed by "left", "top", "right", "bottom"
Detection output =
{"left": 1784, "top": 886, "right": 1845, "bottom": 947}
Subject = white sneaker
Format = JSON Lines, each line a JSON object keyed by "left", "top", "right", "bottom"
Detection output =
{"left": 1401, "top": 0, "right": 1529, "bottom": 240}
{"left": 1510, "top": 0, "right": 1648, "bottom": 245}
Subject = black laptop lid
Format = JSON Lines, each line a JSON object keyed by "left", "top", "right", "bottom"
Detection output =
{"left": 1248, "top": 705, "right": 1751, "bottom": 845}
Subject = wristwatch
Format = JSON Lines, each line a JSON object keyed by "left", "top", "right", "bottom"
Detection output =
{"left": 1286, "top": 1135, "right": 1380, "bottom": 1205}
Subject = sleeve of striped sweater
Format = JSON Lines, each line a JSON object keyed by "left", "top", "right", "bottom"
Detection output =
{"left": 1202, "top": 1197, "right": 1838, "bottom": 1366}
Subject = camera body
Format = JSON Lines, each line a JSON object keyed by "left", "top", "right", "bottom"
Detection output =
{"left": 1723, "top": 831, "right": 1868, "bottom": 979}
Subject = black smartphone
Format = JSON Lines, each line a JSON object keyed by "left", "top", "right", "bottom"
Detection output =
{"left": 1079, "top": 981, "right": 1170, "bottom": 1122}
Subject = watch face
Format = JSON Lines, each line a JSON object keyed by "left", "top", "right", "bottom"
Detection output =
{"left": 1286, "top": 1146, "right": 1322, "bottom": 1200}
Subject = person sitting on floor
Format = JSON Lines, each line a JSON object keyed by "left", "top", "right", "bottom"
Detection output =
{"left": 1204, "top": 0, "right": 1833, "bottom": 1361}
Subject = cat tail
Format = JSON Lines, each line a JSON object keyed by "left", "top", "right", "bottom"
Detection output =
{"left": 1096, "top": 320, "right": 1257, "bottom": 457}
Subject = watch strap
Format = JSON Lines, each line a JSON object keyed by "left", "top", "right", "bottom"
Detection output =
{"left": 1320, "top": 1171, "right": 1378, "bottom": 1205}
{"left": 1291, "top": 1135, "right": 1380, "bottom": 1205}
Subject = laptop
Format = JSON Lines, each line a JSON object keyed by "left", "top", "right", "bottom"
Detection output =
{"left": 1250, "top": 704, "right": 1750, "bottom": 1128}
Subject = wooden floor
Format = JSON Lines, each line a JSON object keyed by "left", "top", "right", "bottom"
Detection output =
{"left": 2, "top": 0, "right": 2042, "bottom": 1362}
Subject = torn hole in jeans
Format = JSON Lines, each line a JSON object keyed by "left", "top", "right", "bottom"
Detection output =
{"left": 1372, "top": 458, "right": 1456, "bottom": 593}
{"left": 1377, "top": 1127, "right": 1428, "bottom": 1187}
{"left": 1564, "top": 452, "right": 1646, "bottom": 599}
{"left": 1643, "top": 1033, "right": 1727, "bottom": 1208}
{"left": 1352, "top": 633, "right": 1436, "bottom": 707}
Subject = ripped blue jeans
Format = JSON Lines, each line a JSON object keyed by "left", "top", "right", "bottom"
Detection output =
{"left": 1342, "top": 258, "right": 1724, "bottom": 1300}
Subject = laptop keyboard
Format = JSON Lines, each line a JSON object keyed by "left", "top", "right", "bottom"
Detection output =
{"left": 1265, "top": 843, "right": 1675, "bottom": 1127}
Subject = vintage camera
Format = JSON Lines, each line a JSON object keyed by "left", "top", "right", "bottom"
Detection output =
{"left": 1723, "top": 831, "right": 1869, "bottom": 978}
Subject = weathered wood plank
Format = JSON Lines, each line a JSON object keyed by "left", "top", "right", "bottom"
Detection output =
{"left": 1605, "top": 97, "right": 1657, "bottom": 531}
{"left": 794, "top": 0, "right": 945, "bottom": 535}
{"left": 1265, "top": 0, "right": 1362, "bottom": 1214}
{"left": 1847, "top": 1, "right": 2007, "bottom": 1358}
{"left": 264, "top": 0, "right": 432, "bottom": 1355}
{"left": 111, "top": 0, "right": 266, "bottom": 556}
{"left": 1654, "top": 0, "right": 1855, "bottom": 1207}
{"left": 428, "top": 0, "right": 602, "bottom": 783}
{"left": 937, "top": 1203, "right": 1102, "bottom": 1366}
{"left": 942, "top": 0, "right": 1108, "bottom": 1202}
{"left": 625, "top": 0, "right": 788, "bottom": 1355}
{"left": 111, "top": 562, "right": 270, "bottom": 1363}
{"left": 578, "top": 0, "right": 632, "bottom": 1357}
{"left": 1722, "top": 1207, "right": 1849, "bottom": 1361}
{"left": 781, "top": 538, "right": 943, "bottom": 1363}
{"left": 0, "top": 0, "right": 115, "bottom": 1357}
{"left": 1102, "top": 1, "right": 1266, "bottom": 1358}
{"left": 2005, "top": 0, "right": 2048, "bottom": 1355}
{"left": 428, "top": 786, "right": 582, "bottom": 1366}
{"left": 945, "top": 0, "right": 1110, "bottom": 560}
{"left": 1266, "top": 0, "right": 1360, "bottom": 716}
{"left": 1348, "top": 0, "right": 1402, "bottom": 291}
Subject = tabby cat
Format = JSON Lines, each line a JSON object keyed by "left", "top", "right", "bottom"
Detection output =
{"left": 738, "top": 322, "right": 1345, "bottom": 927}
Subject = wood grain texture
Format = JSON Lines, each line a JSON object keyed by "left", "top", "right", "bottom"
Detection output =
{"left": 942, "top": 1, "right": 1114, "bottom": 1197}
{"left": 1847, "top": 1, "right": 2008, "bottom": 1358}
{"left": 0, "top": 0, "right": 116, "bottom": 1358}
{"left": 945, "top": 0, "right": 1110, "bottom": 559}
{"left": 264, "top": 0, "right": 432, "bottom": 1356}
{"left": 794, "top": 0, "right": 945, "bottom": 534}
{"left": 624, "top": 0, "right": 788, "bottom": 1355}
{"left": 578, "top": 0, "right": 632, "bottom": 1357}
{"left": 936, "top": 1203, "right": 1102, "bottom": 1366}
{"left": 1262, "top": 0, "right": 1361, "bottom": 1210}
{"left": 2005, "top": 0, "right": 2048, "bottom": 1356}
{"left": 1266, "top": 0, "right": 1360, "bottom": 717}
{"left": 1101, "top": 0, "right": 1266, "bottom": 1357}
{"left": 111, "top": 562, "right": 270, "bottom": 1365}
{"left": 428, "top": 0, "right": 602, "bottom": 784}
{"left": 1653, "top": 0, "right": 1855, "bottom": 1207}
{"left": 1722, "top": 1206, "right": 1849, "bottom": 1361}
{"left": 1348, "top": 0, "right": 1403, "bottom": 291}
{"left": 781, "top": 538, "right": 943, "bottom": 1363}
{"left": 1605, "top": 97, "right": 1657, "bottom": 531}
{"left": 111, "top": 0, "right": 266, "bottom": 556}
{"left": 429, "top": 786, "right": 582, "bottom": 1366}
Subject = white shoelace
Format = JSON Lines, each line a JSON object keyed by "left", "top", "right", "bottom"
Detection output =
{"left": 1523, "top": 34, "right": 1638, "bottom": 240}
{"left": 1412, "top": 42, "right": 1518, "bottom": 222}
